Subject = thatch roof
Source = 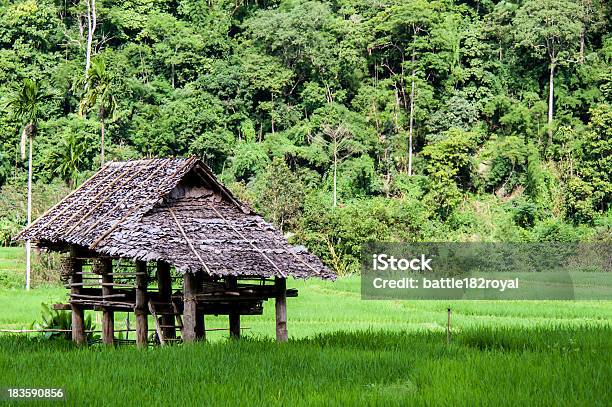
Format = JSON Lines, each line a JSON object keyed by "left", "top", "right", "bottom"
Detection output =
{"left": 15, "top": 157, "right": 334, "bottom": 279}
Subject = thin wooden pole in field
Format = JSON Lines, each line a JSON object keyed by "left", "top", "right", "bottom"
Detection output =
{"left": 447, "top": 308, "right": 452, "bottom": 344}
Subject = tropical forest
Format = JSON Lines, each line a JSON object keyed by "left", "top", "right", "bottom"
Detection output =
{"left": 0, "top": 0, "right": 611, "bottom": 275}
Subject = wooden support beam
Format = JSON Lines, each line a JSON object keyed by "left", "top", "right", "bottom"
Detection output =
{"left": 135, "top": 261, "right": 148, "bottom": 348}
{"left": 182, "top": 272, "right": 197, "bottom": 342}
{"left": 70, "top": 247, "right": 86, "bottom": 346}
{"left": 148, "top": 300, "right": 165, "bottom": 346}
{"left": 100, "top": 258, "right": 114, "bottom": 345}
{"left": 227, "top": 276, "right": 240, "bottom": 339}
{"left": 156, "top": 261, "right": 175, "bottom": 339}
{"left": 275, "top": 277, "right": 288, "bottom": 342}
{"left": 194, "top": 272, "right": 205, "bottom": 340}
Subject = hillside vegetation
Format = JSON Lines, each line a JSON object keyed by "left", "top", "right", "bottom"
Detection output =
{"left": 0, "top": 0, "right": 610, "bottom": 274}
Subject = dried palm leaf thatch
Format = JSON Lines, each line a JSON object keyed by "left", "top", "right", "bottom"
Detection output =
{"left": 15, "top": 157, "right": 334, "bottom": 280}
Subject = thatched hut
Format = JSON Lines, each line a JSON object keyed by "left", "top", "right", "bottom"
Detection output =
{"left": 15, "top": 157, "right": 333, "bottom": 346}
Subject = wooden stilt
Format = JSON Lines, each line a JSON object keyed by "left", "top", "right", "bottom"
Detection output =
{"left": 182, "top": 272, "right": 197, "bottom": 342}
{"left": 275, "top": 277, "right": 288, "bottom": 342}
{"left": 100, "top": 258, "right": 114, "bottom": 345}
{"left": 135, "top": 261, "right": 148, "bottom": 348}
{"left": 70, "top": 247, "right": 85, "bottom": 346}
{"left": 156, "top": 261, "right": 175, "bottom": 339}
{"left": 194, "top": 272, "right": 205, "bottom": 341}
{"left": 227, "top": 276, "right": 240, "bottom": 339}
{"left": 229, "top": 313, "right": 240, "bottom": 339}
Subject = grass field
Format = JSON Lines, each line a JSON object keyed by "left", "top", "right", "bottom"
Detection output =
{"left": 0, "top": 247, "right": 25, "bottom": 288}
{"left": 0, "top": 247, "right": 611, "bottom": 405}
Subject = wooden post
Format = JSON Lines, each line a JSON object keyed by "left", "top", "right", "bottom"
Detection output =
{"left": 100, "top": 258, "right": 114, "bottom": 345}
{"left": 135, "top": 261, "right": 148, "bottom": 348}
{"left": 275, "top": 277, "right": 288, "bottom": 342}
{"left": 70, "top": 247, "right": 85, "bottom": 346}
{"left": 447, "top": 308, "right": 452, "bottom": 344}
{"left": 227, "top": 276, "right": 240, "bottom": 339}
{"left": 156, "top": 261, "right": 175, "bottom": 339}
{"left": 194, "top": 272, "right": 205, "bottom": 341}
{"left": 182, "top": 272, "right": 197, "bottom": 342}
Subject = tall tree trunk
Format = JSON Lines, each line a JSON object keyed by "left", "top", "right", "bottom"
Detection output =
{"left": 408, "top": 50, "right": 416, "bottom": 176}
{"left": 579, "top": 29, "right": 585, "bottom": 64}
{"left": 84, "top": 0, "right": 97, "bottom": 84}
{"left": 333, "top": 142, "right": 337, "bottom": 208}
{"left": 270, "top": 94, "right": 275, "bottom": 134}
{"left": 392, "top": 84, "right": 402, "bottom": 171}
{"left": 547, "top": 63, "right": 555, "bottom": 144}
{"left": 100, "top": 117, "right": 105, "bottom": 165}
{"left": 25, "top": 134, "right": 33, "bottom": 290}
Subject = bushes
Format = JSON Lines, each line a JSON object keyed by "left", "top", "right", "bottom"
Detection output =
{"left": 479, "top": 136, "right": 531, "bottom": 194}
{"left": 0, "top": 181, "right": 70, "bottom": 246}
{"left": 0, "top": 247, "right": 62, "bottom": 288}
{"left": 421, "top": 129, "right": 479, "bottom": 218}
{"left": 511, "top": 199, "right": 537, "bottom": 229}
{"left": 32, "top": 303, "right": 97, "bottom": 341}
{"left": 529, "top": 219, "right": 592, "bottom": 242}
{"left": 228, "top": 141, "right": 269, "bottom": 183}
{"left": 297, "top": 195, "right": 430, "bottom": 275}
{"left": 253, "top": 158, "right": 304, "bottom": 232}
{"left": 563, "top": 176, "right": 597, "bottom": 224}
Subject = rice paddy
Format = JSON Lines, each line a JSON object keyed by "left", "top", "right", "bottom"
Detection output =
{"left": 0, "top": 247, "right": 610, "bottom": 405}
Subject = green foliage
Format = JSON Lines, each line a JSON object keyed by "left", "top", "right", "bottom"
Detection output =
{"left": 513, "top": 0, "right": 583, "bottom": 65}
{"left": 335, "top": 154, "right": 379, "bottom": 199}
{"left": 299, "top": 194, "right": 430, "bottom": 274}
{"left": 575, "top": 104, "right": 612, "bottom": 212}
{"left": 32, "top": 303, "right": 97, "bottom": 341}
{"left": 80, "top": 58, "right": 117, "bottom": 120}
{"left": 4, "top": 78, "right": 46, "bottom": 127}
{"left": 254, "top": 157, "right": 304, "bottom": 232}
{"left": 0, "top": 0, "right": 610, "bottom": 270}
{"left": 0, "top": 149, "right": 8, "bottom": 185}
{"left": 0, "top": 181, "right": 70, "bottom": 246}
{"left": 479, "top": 136, "right": 531, "bottom": 193}
{"left": 421, "top": 129, "right": 479, "bottom": 217}
{"left": 511, "top": 198, "right": 538, "bottom": 229}
{"left": 564, "top": 176, "right": 597, "bottom": 224}
{"left": 39, "top": 115, "right": 99, "bottom": 186}
{"left": 229, "top": 141, "right": 269, "bottom": 182}
{"left": 530, "top": 218, "right": 591, "bottom": 242}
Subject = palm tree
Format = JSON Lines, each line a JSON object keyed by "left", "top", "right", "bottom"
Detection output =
{"left": 80, "top": 58, "right": 116, "bottom": 165}
{"left": 5, "top": 78, "right": 47, "bottom": 290}
{"left": 54, "top": 133, "right": 86, "bottom": 188}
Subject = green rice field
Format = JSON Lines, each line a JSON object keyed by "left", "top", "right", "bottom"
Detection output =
{"left": 0, "top": 247, "right": 610, "bottom": 406}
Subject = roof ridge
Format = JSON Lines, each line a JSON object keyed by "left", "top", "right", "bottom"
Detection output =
{"left": 190, "top": 162, "right": 251, "bottom": 214}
